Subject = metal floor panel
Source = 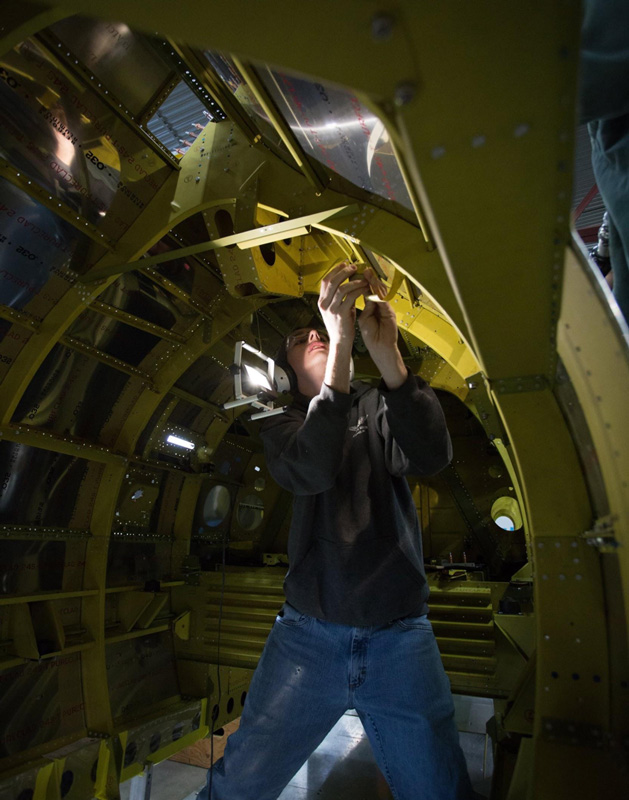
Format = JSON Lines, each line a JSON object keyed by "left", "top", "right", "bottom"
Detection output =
{"left": 279, "top": 712, "right": 394, "bottom": 800}
{"left": 120, "top": 704, "right": 493, "bottom": 800}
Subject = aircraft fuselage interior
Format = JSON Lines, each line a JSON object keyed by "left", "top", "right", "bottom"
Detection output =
{"left": 0, "top": 3, "right": 628, "bottom": 799}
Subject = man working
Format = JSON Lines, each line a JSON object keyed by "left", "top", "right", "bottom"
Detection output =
{"left": 203, "top": 262, "right": 473, "bottom": 799}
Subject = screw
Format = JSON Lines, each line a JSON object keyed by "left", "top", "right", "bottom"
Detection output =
{"left": 394, "top": 81, "right": 416, "bottom": 107}
{"left": 371, "top": 12, "right": 395, "bottom": 41}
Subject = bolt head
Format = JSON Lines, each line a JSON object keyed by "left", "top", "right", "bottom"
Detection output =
{"left": 394, "top": 81, "right": 416, "bottom": 107}
{"left": 371, "top": 12, "right": 395, "bottom": 41}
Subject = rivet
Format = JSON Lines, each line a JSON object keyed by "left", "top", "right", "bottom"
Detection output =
{"left": 371, "top": 12, "right": 395, "bottom": 41}
{"left": 394, "top": 81, "right": 416, "bottom": 106}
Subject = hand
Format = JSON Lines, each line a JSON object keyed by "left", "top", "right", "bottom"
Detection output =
{"left": 358, "top": 296, "right": 399, "bottom": 354}
{"left": 318, "top": 261, "right": 368, "bottom": 346}
{"left": 358, "top": 292, "right": 407, "bottom": 390}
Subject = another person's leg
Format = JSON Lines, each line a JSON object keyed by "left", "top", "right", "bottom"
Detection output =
{"left": 589, "top": 115, "right": 629, "bottom": 324}
{"left": 354, "top": 615, "right": 473, "bottom": 800}
{"left": 201, "top": 603, "right": 351, "bottom": 800}
{"left": 607, "top": 214, "right": 629, "bottom": 324}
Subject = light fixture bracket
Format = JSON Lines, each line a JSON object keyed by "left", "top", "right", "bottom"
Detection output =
{"left": 223, "top": 341, "right": 287, "bottom": 420}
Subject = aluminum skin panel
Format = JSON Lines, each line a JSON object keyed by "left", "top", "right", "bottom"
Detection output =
{"left": 150, "top": 242, "right": 222, "bottom": 312}
{"left": 135, "top": 395, "right": 174, "bottom": 457}
{"left": 67, "top": 308, "right": 161, "bottom": 367}
{"left": 0, "top": 38, "right": 171, "bottom": 242}
{"left": 0, "top": 442, "right": 94, "bottom": 527}
{"left": 106, "top": 632, "right": 178, "bottom": 721}
{"left": 11, "top": 343, "right": 130, "bottom": 441}
{"left": 50, "top": 16, "right": 172, "bottom": 117}
{"left": 0, "top": 652, "right": 84, "bottom": 758}
{"left": 0, "top": 180, "right": 107, "bottom": 383}
{"left": 114, "top": 468, "right": 164, "bottom": 531}
{"left": 167, "top": 399, "right": 205, "bottom": 430}
{"left": 0, "top": 180, "right": 100, "bottom": 313}
{"left": 106, "top": 541, "right": 173, "bottom": 587}
{"left": 212, "top": 437, "right": 253, "bottom": 484}
{"left": 0, "top": 540, "right": 87, "bottom": 596}
{"left": 175, "top": 354, "right": 230, "bottom": 401}
{"left": 204, "top": 51, "right": 286, "bottom": 151}
{"left": 259, "top": 67, "right": 413, "bottom": 210}
{"left": 99, "top": 271, "right": 195, "bottom": 333}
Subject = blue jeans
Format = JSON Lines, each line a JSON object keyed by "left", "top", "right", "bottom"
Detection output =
{"left": 589, "top": 116, "right": 629, "bottom": 325}
{"left": 198, "top": 603, "right": 473, "bottom": 800}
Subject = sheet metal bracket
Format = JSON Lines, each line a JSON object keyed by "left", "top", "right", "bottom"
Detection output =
{"left": 581, "top": 515, "right": 619, "bottom": 552}
{"left": 464, "top": 371, "right": 509, "bottom": 444}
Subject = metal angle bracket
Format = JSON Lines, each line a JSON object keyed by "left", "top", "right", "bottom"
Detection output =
{"left": 174, "top": 610, "right": 191, "bottom": 640}
{"left": 464, "top": 371, "right": 509, "bottom": 444}
{"left": 581, "top": 515, "right": 619, "bottom": 552}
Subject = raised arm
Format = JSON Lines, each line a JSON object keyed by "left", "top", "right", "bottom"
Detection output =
{"left": 319, "top": 261, "right": 367, "bottom": 394}
{"left": 376, "top": 373, "right": 453, "bottom": 476}
{"left": 358, "top": 282, "right": 452, "bottom": 475}
{"left": 261, "top": 261, "right": 369, "bottom": 493}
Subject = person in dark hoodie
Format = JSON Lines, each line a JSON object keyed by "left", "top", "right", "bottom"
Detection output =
{"left": 203, "top": 262, "right": 473, "bottom": 800}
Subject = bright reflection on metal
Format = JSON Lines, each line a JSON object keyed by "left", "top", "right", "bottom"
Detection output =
{"left": 166, "top": 434, "right": 195, "bottom": 450}
{"left": 244, "top": 364, "right": 272, "bottom": 391}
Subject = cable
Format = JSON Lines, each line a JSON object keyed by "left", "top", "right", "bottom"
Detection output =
{"left": 256, "top": 309, "right": 263, "bottom": 353}
{"left": 207, "top": 525, "right": 227, "bottom": 799}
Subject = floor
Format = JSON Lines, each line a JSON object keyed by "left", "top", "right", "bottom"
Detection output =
{"left": 120, "top": 696, "right": 494, "bottom": 800}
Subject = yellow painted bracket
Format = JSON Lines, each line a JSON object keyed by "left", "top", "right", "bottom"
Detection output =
{"left": 382, "top": 269, "right": 404, "bottom": 303}
{"left": 93, "top": 739, "right": 115, "bottom": 800}
{"left": 119, "top": 591, "right": 169, "bottom": 632}
{"left": 33, "top": 762, "right": 56, "bottom": 800}
{"left": 174, "top": 611, "right": 191, "bottom": 641}
{"left": 135, "top": 594, "right": 169, "bottom": 629}
{"left": 494, "top": 613, "right": 535, "bottom": 660}
{"left": 118, "top": 592, "right": 155, "bottom": 633}
{"left": 502, "top": 655, "right": 536, "bottom": 736}
{"left": 82, "top": 205, "right": 359, "bottom": 282}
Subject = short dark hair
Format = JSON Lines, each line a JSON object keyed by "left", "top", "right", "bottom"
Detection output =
{"left": 274, "top": 334, "right": 291, "bottom": 369}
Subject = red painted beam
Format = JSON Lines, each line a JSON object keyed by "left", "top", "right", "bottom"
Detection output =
{"left": 576, "top": 225, "right": 600, "bottom": 243}
{"left": 572, "top": 184, "right": 599, "bottom": 222}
